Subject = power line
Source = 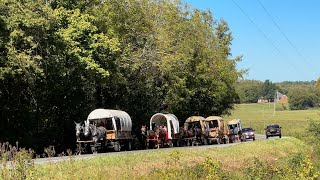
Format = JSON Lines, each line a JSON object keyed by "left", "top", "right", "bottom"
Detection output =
{"left": 256, "top": 0, "right": 313, "bottom": 67}
{"left": 231, "top": 0, "right": 306, "bottom": 76}
{"left": 231, "top": 0, "right": 281, "bottom": 54}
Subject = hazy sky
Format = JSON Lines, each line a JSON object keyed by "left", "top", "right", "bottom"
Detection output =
{"left": 183, "top": 0, "right": 320, "bottom": 82}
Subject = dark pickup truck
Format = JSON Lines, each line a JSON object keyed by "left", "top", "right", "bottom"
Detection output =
{"left": 265, "top": 124, "right": 282, "bottom": 139}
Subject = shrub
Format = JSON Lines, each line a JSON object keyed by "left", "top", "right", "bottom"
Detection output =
{"left": 0, "top": 142, "right": 34, "bottom": 180}
{"left": 44, "top": 145, "right": 56, "bottom": 158}
{"left": 245, "top": 154, "right": 319, "bottom": 180}
{"left": 275, "top": 103, "right": 288, "bottom": 111}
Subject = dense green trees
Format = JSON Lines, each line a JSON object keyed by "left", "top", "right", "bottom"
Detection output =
{"left": 0, "top": 0, "right": 242, "bottom": 152}
{"left": 236, "top": 79, "right": 320, "bottom": 110}
{"left": 288, "top": 86, "right": 320, "bottom": 110}
{"left": 277, "top": 81, "right": 319, "bottom": 110}
{"left": 235, "top": 80, "right": 263, "bottom": 103}
{"left": 261, "top": 80, "right": 278, "bottom": 100}
{"left": 235, "top": 79, "right": 279, "bottom": 103}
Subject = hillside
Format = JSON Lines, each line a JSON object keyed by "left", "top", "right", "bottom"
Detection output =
{"left": 225, "top": 103, "right": 320, "bottom": 137}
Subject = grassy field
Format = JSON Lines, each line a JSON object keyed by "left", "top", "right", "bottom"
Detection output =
{"left": 225, "top": 103, "right": 320, "bottom": 137}
{"left": 24, "top": 138, "right": 310, "bottom": 179}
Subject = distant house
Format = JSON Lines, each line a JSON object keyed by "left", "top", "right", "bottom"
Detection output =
{"left": 257, "top": 91, "right": 289, "bottom": 103}
{"left": 257, "top": 98, "right": 269, "bottom": 103}
{"left": 275, "top": 92, "right": 288, "bottom": 103}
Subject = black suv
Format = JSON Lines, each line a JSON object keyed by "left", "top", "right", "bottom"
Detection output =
{"left": 265, "top": 124, "right": 281, "bottom": 139}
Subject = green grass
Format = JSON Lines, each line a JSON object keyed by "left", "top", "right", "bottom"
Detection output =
{"left": 225, "top": 103, "right": 320, "bottom": 137}
{"left": 26, "top": 138, "right": 309, "bottom": 179}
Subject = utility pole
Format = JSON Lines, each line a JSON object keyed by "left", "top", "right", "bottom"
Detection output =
{"left": 273, "top": 90, "right": 278, "bottom": 116}
{"left": 263, "top": 106, "right": 265, "bottom": 128}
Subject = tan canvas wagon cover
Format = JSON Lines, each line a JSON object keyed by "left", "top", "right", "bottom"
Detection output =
{"left": 227, "top": 119, "right": 242, "bottom": 133}
{"left": 87, "top": 109, "right": 132, "bottom": 131}
{"left": 185, "top": 116, "right": 206, "bottom": 132}
{"left": 150, "top": 113, "right": 179, "bottom": 139}
{"left": 227, "top": 119, "right": 241, "bottom": 125}
{"left": 205, "top": 116, "right": 225, "bottom": 137}
{"left": 185, "top": 116, "right": 206, "bottom": 122}
{"left": 205, "top": 116, "right": 223, "bottom": 121}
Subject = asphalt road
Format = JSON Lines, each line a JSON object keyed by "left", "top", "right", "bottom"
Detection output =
{"left": 33, "top": 133, "right": 274, "bottom": 165}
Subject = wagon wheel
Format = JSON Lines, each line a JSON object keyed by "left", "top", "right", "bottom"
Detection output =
{"left": 203, "top": 138, "right": 208, "bottom": 145}
{"left": 240, "top": 135, "right": 246, "bottom": 142}
{"left": 85, "top": 143, "right": 91, "bottom": 154}
{"left": 126, "top": 141, "right": 132, "bottom": 151}
{"left": 229, "top": 135, "right": 234, "bottom": 143}
{"left": 193, "top": 139, "right": 198, "bottom": 146}
{"left": 185, "top": 139, "right": 188, "bottom": 146}
{"left": 223, "top": 136, "right": 227, "bottom": 144}
{"left": 91, "top": 146, "right": 97, "bottom": 154}
{"left": 155, "top": 141, "right": 160, "bottom": 149}
{"left": 114, "top": 142, "right": 121, "bottom": 152}
{"left": 148, "top": 140, "right": 155, "bottom": 149}
{"left": 217, "top": 138, "right": 221, "bottom": 145}
{"left": 176, "top": 140, "right": 180, "bottom": 147}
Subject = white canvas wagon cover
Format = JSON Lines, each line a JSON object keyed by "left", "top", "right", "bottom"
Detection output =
{"left": 150, "top": 113, "right": 179, "bottom": 139}
{"left": 87, "top": 109, "right": 132, "bottom": 131}
{"left": 227, "top": 119, "right": 241, "bottom": 125}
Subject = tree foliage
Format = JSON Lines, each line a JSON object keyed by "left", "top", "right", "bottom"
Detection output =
{"left": 235, "top": 79, "right": 280, "bottom": 103}
{"left": 0, "top": 0, "right": 242, "bottom": 152}
{"left": 288, "top": 86, "right": 320, "bottom": 110}
{"left": 260, "top": 80, "right": 278, "bottom": 100}
{"left": 235, "top": 80, "right": 263, "bottom": 103}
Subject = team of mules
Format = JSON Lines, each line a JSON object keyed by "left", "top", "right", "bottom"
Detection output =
{"left": 75, "top": 120, "right": 109, "bottom": 154}
{"left": 75, "top": 121, "right": 107, "bottom": 143}
{"left": 140, "top": 124, "right": 170, "bottom": 149}
{"left": 178, "top": 124, "right": 203, "bottom": 146}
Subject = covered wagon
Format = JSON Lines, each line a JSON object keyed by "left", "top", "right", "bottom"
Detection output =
{"left": 205, "top": 116, "right": 228, "bottom": 144}
{"left": 227, "top": 119, "right": 246, "bottom": 143}
{"left": 182, "top": 116, "right": 207, "bottom": 146}
{"left": 146, "top": 113, "right": 180, "bottom": 148}
{"left": 78, "top": 109, "right": 133, "bottom": 153}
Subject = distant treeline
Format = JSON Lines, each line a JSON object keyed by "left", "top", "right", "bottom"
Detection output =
{"left": 236, "top": 79, "right": 320, "bottom": 110}
{"left": 0, "top": 0, "right": 242, "bottom": 153}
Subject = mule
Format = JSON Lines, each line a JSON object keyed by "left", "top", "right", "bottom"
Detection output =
{"left": 75, "top": 122, "right": 84, "bottom": 141}
{"left": 84, "top": 121, "right": 107, "bottom": 143}
{"left": 140, "top": 125, "right": 159, "bottom": 149}
{"left": 158, "top": 127, "right": 167, "bottom": 147}
{"left": 140, "top": 125, "right": 148, "bottom": 149}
